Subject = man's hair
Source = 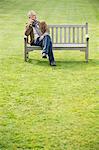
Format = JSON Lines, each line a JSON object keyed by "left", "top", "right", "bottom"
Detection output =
{"left": 27, "top": 10, "right": 36, "bottom": 18}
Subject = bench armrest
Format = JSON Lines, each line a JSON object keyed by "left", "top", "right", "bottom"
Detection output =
{"left": 24, "top": 35, "right": 27, "bottom": 40}
{"left": 24, "top": 35, "right": 28, "bottom": 45}
{"left": 86, "top": 34, "right": 89, "bottom": 41}
{"left": 24, "top": 35, "right": 28, "bottom": 48}
{"left": 24, "top": 35, "right": 30, "bottom": 44}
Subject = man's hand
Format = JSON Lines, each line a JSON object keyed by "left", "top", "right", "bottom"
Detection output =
{"left": 28, "top": 19, "right": 35, "bottom": 27}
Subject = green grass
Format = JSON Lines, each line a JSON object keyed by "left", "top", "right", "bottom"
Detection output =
{"left": 0, "top": 0, "right": 99, "bottom": 149}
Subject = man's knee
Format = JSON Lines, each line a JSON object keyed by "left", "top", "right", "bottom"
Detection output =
{"left": 44, "top": 35, "right": 51, "bottom": 41}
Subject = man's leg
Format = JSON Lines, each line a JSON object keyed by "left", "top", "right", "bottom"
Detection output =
{"left": 42, "top": 35, "right": 56, "bottom": 65}
{"left": 31, "top": 36, "right": 56, "bottom": 66}
{"left": 33, "top": 37, "right": 43, "bottom": 47}
{"left": 48, "top": 41, "right": 55, "bottom": 64}
{"left": 42, "top": 35, "right": 50, "bottom": 54}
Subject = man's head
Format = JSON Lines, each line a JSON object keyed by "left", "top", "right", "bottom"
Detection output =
{"left": 27, "top": 10, "right": 37, "bottom": 21}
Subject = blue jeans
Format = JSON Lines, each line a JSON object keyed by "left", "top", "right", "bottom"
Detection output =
{"left": 32, "top": 35, "right": 55, "bottom": 63}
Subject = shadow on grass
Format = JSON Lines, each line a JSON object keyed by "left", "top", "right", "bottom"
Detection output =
{"left": 27, "top": 58, "right": 99, "bottom": 70}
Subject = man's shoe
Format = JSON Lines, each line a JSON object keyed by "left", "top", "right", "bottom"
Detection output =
{"left": 50, "top": 61, "right": 56, "bottom": 66}
{"left": 42, "top": 53, "right": 47, "bottom": 58}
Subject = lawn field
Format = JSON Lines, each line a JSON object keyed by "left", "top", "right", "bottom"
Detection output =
{"left": 0, "top": 0, "right": 99, "bottom": 149}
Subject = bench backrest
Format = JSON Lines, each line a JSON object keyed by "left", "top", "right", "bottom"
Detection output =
{"left": 48, "top": 23, "right": 88, "bottom": 44}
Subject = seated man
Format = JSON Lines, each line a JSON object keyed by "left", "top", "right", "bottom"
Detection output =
{"left": 25, "top": 10, "right": 56, "bottom": 66}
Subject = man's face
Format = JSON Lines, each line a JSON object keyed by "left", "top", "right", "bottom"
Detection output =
{"left": 30, "top": 15, "right": 36, "bottom": 21}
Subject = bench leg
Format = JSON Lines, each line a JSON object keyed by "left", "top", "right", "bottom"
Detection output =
{"left": 26, "top": 52, "right": 29, "bottom": 61}
{"left": 24, "top": 49, "right": 27, "bottom": 61}
{"left": 24, "top": 50, "right": 29, "bottom": 62}
{"left": 85, "top": 32, "right": 89, "bottom": 63}
{"left": 85, "top": 47, "right": 88, "bottom": 63}
{"left": 24, "top": 37, "right": 29, "bottom": 62}
{"left": 24, "top": 48, "right": 27, "bottom": 62}
{"left": 24, "top": 38, "right": 27, "bottom": 62}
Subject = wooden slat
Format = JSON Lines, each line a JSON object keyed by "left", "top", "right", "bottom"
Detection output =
{"left": 81, "top": 27, "right": 84, "bottom": 43}
{"left": 73, "top": 27, "right": 75, "bottom": 43}
{"left": 60, "top": 27, "right": 62, "bottom": 43}
{"left": 49, "top": 27, "right": 51, "bottom": 37}
{"left": 56, "top": 27, "right": 58, "bottom": 43}
{"left": 68, "top": 27, "right": 71, "bottom": 43}
{"left": 77, "top": 27, "right": 79, "bottom": 43}
{"left": 86, "top": 22, "right": 88, "bottom": 34}
{"left": 49, "top": 27, "right": 50, "bottom": 34}
{"left": 52, "top": 27, "right": 54, "bottom": 43}
{"left": 64, "top": 27, "right": 66, "bottom": 43}
{"left": 53, "top": 43, "right": 86, "bottom": 48}
{"left": 48, "top": 24, "right": 86, "bottom": 28}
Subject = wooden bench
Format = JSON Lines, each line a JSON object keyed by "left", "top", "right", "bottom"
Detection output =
{"left": 24, "top": 22, "right": 89, "bottom": 62}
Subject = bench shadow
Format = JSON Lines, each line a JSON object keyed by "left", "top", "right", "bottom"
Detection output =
{"left": 27, "top": 58, "right": 99, "bottom": 70}
{"left": 28, "top": 58, "right": 49, "bottom": 67}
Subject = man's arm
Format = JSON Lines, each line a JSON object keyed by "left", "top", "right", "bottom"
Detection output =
{"left": 25, "top": 22, "right": 33, "bottom": 36}
{"left": 39, "top": 32, "right": 49, "bottom": 41}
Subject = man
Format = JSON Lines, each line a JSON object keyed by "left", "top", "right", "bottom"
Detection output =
{"left": 25, "top": 10, "right": 56, "bottom": 66}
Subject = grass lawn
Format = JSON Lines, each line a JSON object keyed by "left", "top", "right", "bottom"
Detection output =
{"left": 0, "top": 0, "right": 99, "bottom": 149}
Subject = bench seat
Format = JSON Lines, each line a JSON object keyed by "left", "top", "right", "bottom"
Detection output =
{"left": 26, "top": 43, "right": 87, "bottom": 51}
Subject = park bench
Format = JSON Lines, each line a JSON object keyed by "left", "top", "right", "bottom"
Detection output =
{"left": 24, "top": 22, "right": 89, "bottom": 62}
